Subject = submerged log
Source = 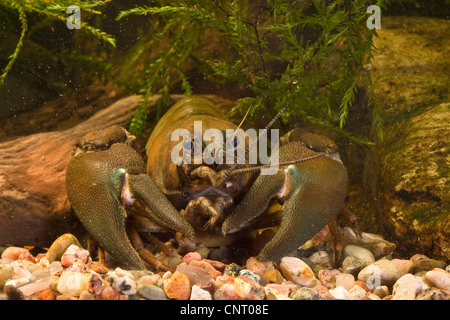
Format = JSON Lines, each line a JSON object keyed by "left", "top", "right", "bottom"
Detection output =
{"left": 0, "top": 94, "right": 234, "bottom": 248}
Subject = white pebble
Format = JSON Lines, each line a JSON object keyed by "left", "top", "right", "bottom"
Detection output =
{"left": 335, "top": 273, "right": 355, "bottom": 291}
{"left": 57, "top": 271, "right": 92, "bottom": 297}
{"left": 343, "top": 245, "right": 375, "bottom": 267}
{"left": 329, "top": 286, "right": 355, "bottom": 300}
{"left": 233, "top": 277, "right": 252, "bottom": 298}
{"left": 190, "top": 285, "right": 212, "bottom": 300}
{"left": 38, "top": 257, "right": 50, "bottom": 267}
{"left": 49, "top": 261, "right": 63, "bottom": 275}
{"left": 349, "top": 284, "right": 367, "bottom": 300}
{"left": 424, "top": 268, "right": 450, "bottom": 291}
{"left": 392, "top": 274, "right": 429, "bottom": 300}
{"left": 279, "top": 257, "right": 316, "bottom": 286}
{"left": 309, "top": 251, "right": 333, "bottom": 268}
{"left": 358, "top": 259, "right": 402, "bottom": 288}
{"left": 109, "top": 268, "right": 137, "bottom": 295}
{"left": 12, "top": 265, "right": 33, "bottom": 281}
{"left": 5, "top": 278, "right": 30, "bottom": 288}
{"left": 79, "top": 290, "right": 95, "bottom": 300}
{"left": 367, "top": 293, "right": 382, "bottom": 300}
{"left": 137, "top": 274, "right": 161, "bottom": 287}
{"left": 18, "top": 277, "right": 52, "bottom": 297}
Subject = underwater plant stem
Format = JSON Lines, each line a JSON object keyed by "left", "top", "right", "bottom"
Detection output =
{"left": 0, "top": 6, "right": 27, "bottom": 88}
{"left": 210, "top": 0, "right": 267, "bottom": 78}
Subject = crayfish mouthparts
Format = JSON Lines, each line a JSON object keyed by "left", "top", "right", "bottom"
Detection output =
{"left": 190, "top": 166, "right": 218, "bottom": 186}
{"left": 190, "top": 186, "right": 230, "bottom": 199}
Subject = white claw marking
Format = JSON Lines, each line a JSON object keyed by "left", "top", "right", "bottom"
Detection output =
{"left": 120, "top": 169, "right": 135, "bottom": 215}
{"left": 276, "top": 169, "right": 290, "bottom": 200}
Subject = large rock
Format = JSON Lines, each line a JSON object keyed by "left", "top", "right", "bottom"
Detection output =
{"left": 363, "top": 16, "right": 449, "bottom": 261}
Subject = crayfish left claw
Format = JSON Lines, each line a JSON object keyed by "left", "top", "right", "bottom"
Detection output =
{"left": 222, "top": 139, "right": 348, "bottom": 262}
{"left": 258, "top": 155, "right": 348, "bottom": 261}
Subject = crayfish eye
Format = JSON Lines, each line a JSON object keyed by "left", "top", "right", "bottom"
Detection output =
{"left": 233, "top": 136, "right": 240, "bottom": 148}
{"left": 82, "top": 144, "right": 96, "bottom": 152}
{"left": 183, "top": 139, "right": 193, "bottom": 151}
{"left": 227, "top": 136, "right": 240, "bottom": 149}
{"left": 193, "top": 138, "right": 204, "bottom": 151}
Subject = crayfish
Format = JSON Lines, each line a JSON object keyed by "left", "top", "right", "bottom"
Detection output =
{"left": 65, "top": 96, "right": 353, "bottom": 270}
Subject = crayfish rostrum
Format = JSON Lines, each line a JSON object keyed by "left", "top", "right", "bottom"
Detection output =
{"left": 65, "top": 96, "right": 350, "bottom": 270}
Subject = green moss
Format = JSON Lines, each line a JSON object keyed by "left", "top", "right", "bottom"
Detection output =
{"left": 117, "top": 0, "right": 386, "bottom": 143}
{"left": 405, "top": 204, "right": 449, "bottom": 227}
{"left": 0, "top": 0, "right": 115, "bottom": 89}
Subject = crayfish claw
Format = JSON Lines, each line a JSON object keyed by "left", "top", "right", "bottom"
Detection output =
{"left": 128, "top": 173, "right": 195, "bottom": 239}
{"left": 258, "top": 155, "right": 348, "bottom": 262}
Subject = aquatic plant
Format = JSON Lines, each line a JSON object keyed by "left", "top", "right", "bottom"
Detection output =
{"left": 0, "top": 0, "right": 388, "bottom": 145}
{"left": 117, "top": 0, "right": 387, "bottom": 143}
{"left": 0, "top": 0, "right": 115, "bottom": 88}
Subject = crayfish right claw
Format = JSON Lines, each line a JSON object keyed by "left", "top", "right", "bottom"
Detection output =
{"left": 128, "top": 173, "right": 195, "bottom": 239}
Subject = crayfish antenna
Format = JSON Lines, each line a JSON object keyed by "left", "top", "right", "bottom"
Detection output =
{"left": 222, "top": 152, "right": 327, "bottom": 178}
{"left": 215, "top": 104, "right": 288, "bottom": 187}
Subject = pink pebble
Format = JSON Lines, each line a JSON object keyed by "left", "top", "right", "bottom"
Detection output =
{"left": 189, "top": 260, "right": 222, "bottom": 279}
{"left": 61, "top": 245, "right": 90, "bottom": 268}
{"left": 312, "top": 284, "right": 334, "bottom": 299}
{"left": 183, "top": 252, "right": 202, "bottom": 264}
{"left": 61, "top": 255, "right": 75, "bottom": 268}
{"left": 391, "top": 259, "right": 413, "bottom": 273}
{"left": 214, "top": 283, "right": 241, "bottom": 300}
{"left": 264, "top": 283, "right": 292, "bottom": 297}
{"left": 246, "top": 257, "right": 276, "bottom": 275}
{"left": 88, "top": 274, "right": 104, "bottom": 296}
{"left": 1, "top": 247, "right": 34, "bottom": 262}
{"left": 101, "top": 286, "right": 119, "bottom": 300}
{"left": 35, "top": 253, "right": 47, "bottom": 263}
{"left": 203, "top": 259, "right": 227, "bottom": 272}
{"left": 318, "top": 269, "right": 336, "bottom": 289}
{"left": 176, "top": 263, "right": 214, "bottom": 288}
{"left": 18, "top": 278, "right": 52, "bottom": 297}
